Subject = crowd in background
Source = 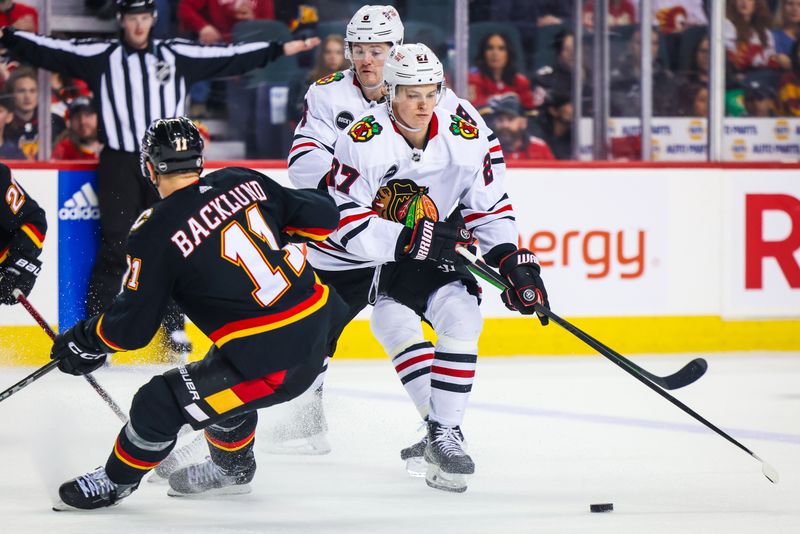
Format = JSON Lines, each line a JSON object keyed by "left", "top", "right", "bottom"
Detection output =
{"left": 0, "top": 0, "right": 798, "bottom": 161}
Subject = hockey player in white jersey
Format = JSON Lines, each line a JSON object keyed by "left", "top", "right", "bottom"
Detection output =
{"left": 324, "top": 43, "right": 550, "bottom": 492}
{"left": 275, "top": 5, "right": 503, "bottom": 461}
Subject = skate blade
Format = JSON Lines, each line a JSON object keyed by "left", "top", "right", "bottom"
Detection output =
{"left": 52, "top": 499, "right": 120, "bottom": 512}
{"left": 146, "top": 471, "right": 168, "bottom": 484}
{"left": 261, "top": 433, "right": 331, "bottom": 456}
{"left": 167, "top": 483, "right": 252, "bottom": 498}
{"left": 405, "top": 456, "right": 427, "bottom": 478}
{"left": 425, "top": 465, "right": 468, "bottom": 493}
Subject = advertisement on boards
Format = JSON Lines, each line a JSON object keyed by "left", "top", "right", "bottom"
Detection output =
{"left": 723, "top": 171, "right": 800, "bottom": 318}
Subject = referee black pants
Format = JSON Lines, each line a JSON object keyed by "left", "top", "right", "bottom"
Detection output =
{"left": 87, "top": 148, "right": 184, "bottom": 334}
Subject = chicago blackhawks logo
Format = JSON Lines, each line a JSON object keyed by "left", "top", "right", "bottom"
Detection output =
{"left": 348, "top": 115, "right": 383, "bottom": 143}
{"left": 449, "top": 115, "right": 479, "bottom": 140}
{"left": 371, "top": 179, "right": 439, "bottom": 226}
{"left": 315, "top": 71, "right": 345, "bottom": 85}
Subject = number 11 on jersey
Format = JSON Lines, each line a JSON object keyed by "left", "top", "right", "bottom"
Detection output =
{"left": 221, "top": 205, "right": 306, "bottom": 307}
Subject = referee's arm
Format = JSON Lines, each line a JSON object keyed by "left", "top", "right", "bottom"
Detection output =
{"left": 0, "top": 27, "right": 110, "bottom": 80}
{"left": 167, "top": 38, "right": 318, "bottom": 82}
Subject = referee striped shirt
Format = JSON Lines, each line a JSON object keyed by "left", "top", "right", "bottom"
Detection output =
{"left": 0, "top": 28, "right": 283, "bottom": 152}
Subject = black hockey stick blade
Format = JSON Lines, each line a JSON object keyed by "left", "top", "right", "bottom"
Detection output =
{"left": 457, "top": 248, "right": 706, "bottom": 389}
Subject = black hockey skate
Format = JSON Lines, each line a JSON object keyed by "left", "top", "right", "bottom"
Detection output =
{"left": 423, "top": 421, "right": 475, "bottom": 493}
{"left": 167, "top": 454, "right": 256, "bottom": 497}
{"left": 262, "top": 386, "right": 331, "bottom": 455}
{"left": 53, "top": 467, "right": 138, "bottom": 511}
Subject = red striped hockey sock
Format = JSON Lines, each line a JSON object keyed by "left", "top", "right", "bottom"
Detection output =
{"left": 429, "top": 350, "right": 477, "bottom": 426}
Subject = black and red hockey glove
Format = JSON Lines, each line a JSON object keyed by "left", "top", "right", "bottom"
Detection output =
{"left": 0, "top": 253, "right": 41, "bottom": 305}
{"left": 397, "top": 217, "right": 473, "bottom": 265}
{"left": 51, "top": 320, "right": 109, "bottom": 376}
{"left": 498, "top": 249, "right": 550, "bottom": 325}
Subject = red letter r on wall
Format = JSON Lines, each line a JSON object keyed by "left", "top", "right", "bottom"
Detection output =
{"left": 745, "top": 194, "right": 800, "bottom": 289}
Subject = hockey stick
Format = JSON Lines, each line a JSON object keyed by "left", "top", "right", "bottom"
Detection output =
{"left": 456, "top": 247, "right": 779, "bottom": 483}
{"left": 13, "top": 290, "right": 128, "bottom": 423}
{"left": 457, "top": 249, "right": 705, "bottom": 390}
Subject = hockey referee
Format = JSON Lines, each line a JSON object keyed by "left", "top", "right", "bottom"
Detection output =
{"left": 0, "top": 0, "right": 318, "bottom": 354}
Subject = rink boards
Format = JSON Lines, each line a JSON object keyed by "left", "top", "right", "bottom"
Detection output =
{"left": 0, "top": 162, "right": 798, "bottom": 364}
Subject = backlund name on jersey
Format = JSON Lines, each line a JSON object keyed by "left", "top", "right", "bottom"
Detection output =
{"left": 169, "top": 180, "right": 268, "bottom": 257}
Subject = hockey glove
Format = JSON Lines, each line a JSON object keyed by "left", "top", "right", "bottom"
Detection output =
{"left": 0, "top": 253, "right": 41, "bottom": 305}
{"left": 498, "top": 249, "right": 550, "bottom": 325}
{"left": 51, "top": 320, "right": 109, "bottom": 376}
{"left": 397, "top": 218, "right": 473, "bottom": 265}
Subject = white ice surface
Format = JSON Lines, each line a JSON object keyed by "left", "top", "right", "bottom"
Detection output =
{"left": 0, "top": 352, "right": 798, "bottom": 534}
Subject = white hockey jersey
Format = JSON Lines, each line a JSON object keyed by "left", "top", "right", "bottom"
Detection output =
{"left": 288, "top": 69, "right": 501, "bottom": 190}
{"left": 310, "top": 105, "right": 516, "bottom": 271}
{"left": 289, "top": 70, "right": 384, "bottom": 189}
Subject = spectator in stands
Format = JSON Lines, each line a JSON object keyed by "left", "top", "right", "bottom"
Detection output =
{"left": 307, "top": 34, "right": 347, "bottom": 83}
{"left": 653, "top": 0, "right": 708, "bottom": 33}
{"left": 52, "top": 97, "right": 102, "bottom": 160}
{"left": 534, "top": 29, "right": 579, "bottom": 109}
{"left": 535, "top": 1, "right": 573, "bottom": 26}
{"left": 610, "top": 28, "right": 678, "bottom": 116}
{"left": 725, "top": 0, "right": 781, "bottom": 70}
{"left": 51, "top": 73, "right": 92, "bottom": 119}
{"left": 583, "top": 0, "right": 637, "bottom": 31}
{"left": 487, "top": 93, "right": 554, "bottom": 159}
{"left": 0, "top": 1, "right": 37, "bottom": 33}
{"left": 744, "top": 78, "right": 779, "bottom": 114}
{"left": 469, "top": 32, "right": 535, "bottom": 112}
{"left": 531, "top": 82, "right": 573, "bottom": 160}
{"left": 677, "top": 81, "right": 709, "bottom": 115}
{"left": 4, "top": 67, "right": 65, "bottom": 160}
{"left": 0, "top": 96, "right": 23, "bottom": 159}
{"left": 679, "top": 34, "right": 711, "bottom": 85}
{"left": 178, "top": 0, "right": 291, "bottom": 43}
{"left": 773, "top": 0, "right": 800, "bottom": 62}
{"left": 778, "top": 39, "right": 800, "bottom": 114}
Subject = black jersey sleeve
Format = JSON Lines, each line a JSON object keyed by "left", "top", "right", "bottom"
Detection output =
{"left": 166, "top": 38, "right": 284, "bottom": 84}
{"left": 0, "top": 164, "right": 47, "bottom": 259}
{"left": 84, "top": 210, "right": 176, "bottom": 352}
{"left": 0, "top": 28, "right": 111, "bottom": 81}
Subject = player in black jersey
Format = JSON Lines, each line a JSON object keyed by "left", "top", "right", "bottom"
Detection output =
{"left": 49, "top": 117, "right": 347, "bottom": 510}
{"left": 0, "top": 162, "right": 46, "bottom": 305}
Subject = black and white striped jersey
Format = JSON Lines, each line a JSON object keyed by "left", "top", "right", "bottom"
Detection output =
{"left": 0, "top": 28, "right": 283, "bottom": 153}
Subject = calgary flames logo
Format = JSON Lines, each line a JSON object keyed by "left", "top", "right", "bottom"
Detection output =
{"left": 372, "top": 179, "right": 439, "bottom": 226}
{"left": 449, "top": 115, "right": 479, "bottom": 140}
{"left": 315, "top": 71, "right": 345, "bottom": 85}
{"left": 348, "top": 115, "right": 383, "bottom": 142}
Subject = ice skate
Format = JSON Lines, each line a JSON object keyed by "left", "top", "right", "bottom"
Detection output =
{"left": 424, "top": 421, "right": 474, "bottom": 493}
{"left": 167, "top": 455, "right": 255, "bottom": 497}
{"left": 262, "top": 387, "right": 331, "bottom": 455}
{"left": 148, "top": 432, "right": 208, "bottom": 483}
{"left": 53, "top": 466, "right": 138, "bottom": 511}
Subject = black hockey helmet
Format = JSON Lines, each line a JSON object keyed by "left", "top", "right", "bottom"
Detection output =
{"left": 116, "top": 0, "right": 157, "bottom": 15}
{"left": 140, "top": 117, "right": 204, "bottom": 177}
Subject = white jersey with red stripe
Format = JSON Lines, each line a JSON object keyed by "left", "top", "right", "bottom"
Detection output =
{"left": 309, "top": 105, "right": 515, "bottom": 271}
{"left": 289, "top": 70, "right": 384, "bottom": 189}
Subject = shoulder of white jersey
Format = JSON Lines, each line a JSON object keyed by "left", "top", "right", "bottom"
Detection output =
{"left": 340, "top": 104, "right": 392, "bottom": 149}
{"left": 306, "top": 70, "right": 356, "bottom": 100}
{"left": 436, "top": 106, "right": 485, "bottom": 147}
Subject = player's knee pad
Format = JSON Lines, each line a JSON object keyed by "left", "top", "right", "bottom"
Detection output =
{"left": 370, "top": 297, "right": 425, "bottom": 355}
{"left": 130, "top": 375, "right": 186, "bottom": 442}
{"left": 427, "top": 285, "right": 482, "bottom": 351}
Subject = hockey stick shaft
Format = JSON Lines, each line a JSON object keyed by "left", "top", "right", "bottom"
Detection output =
{"left": 0, "top": 358, "right": 61, "bottom": 404}
{"left": 456, "top": 247, "right": 778, "bottom": 482}
{"left": 458, "top": 249, "right": 704, "bottom": 389}
{"left": 14, "top": 291, "right": 128, "bottom": 423}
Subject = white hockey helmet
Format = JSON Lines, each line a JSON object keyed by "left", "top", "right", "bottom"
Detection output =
{"left": 383, "top": 43, "right": 445, "bottom": 102}
{"left": 344, "top": 5, "right": 404, "bottom": 61}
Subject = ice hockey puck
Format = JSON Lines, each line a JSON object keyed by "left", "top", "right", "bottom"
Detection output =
{"left": 590, "top": 503, "right": 613, "bottom": 513}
